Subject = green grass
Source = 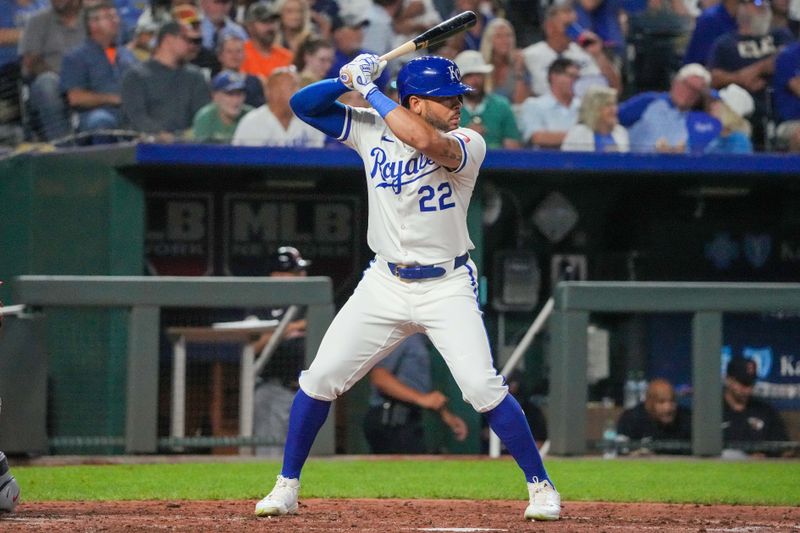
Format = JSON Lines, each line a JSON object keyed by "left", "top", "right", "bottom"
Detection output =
{"left": 12, "top": 457, "right": 800, "bottom": 506}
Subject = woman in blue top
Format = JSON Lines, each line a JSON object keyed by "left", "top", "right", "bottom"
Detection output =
{"left": 704, "top": 83, "right": 754, "bottom": 154}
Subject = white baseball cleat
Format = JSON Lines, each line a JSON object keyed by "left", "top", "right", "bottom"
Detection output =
{"left": 524, "top": 478, "right": 561, "bottom": 521}
{"left": 254, "top": 475, "right": 300, "bottom": 517}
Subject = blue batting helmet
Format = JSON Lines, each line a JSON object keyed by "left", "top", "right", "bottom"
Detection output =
{"left": 396, "top": 56, "right": 474, "bottom": 106}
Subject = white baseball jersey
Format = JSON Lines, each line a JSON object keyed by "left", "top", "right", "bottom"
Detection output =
{"left": 232, "top": 106, "right": 326, "bottom": 147}
{"left": 298, "top": 104, "right": 508, "bottom": 413}
{"left": 339, "top": 106, "right": 487, "bottom": 265}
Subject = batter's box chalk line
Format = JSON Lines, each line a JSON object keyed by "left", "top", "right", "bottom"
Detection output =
{"left": 413, "top": 529, "right": 509, "bottom": 532}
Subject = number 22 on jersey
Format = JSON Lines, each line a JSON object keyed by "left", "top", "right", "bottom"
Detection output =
{"left": 418, "top": 182, "right": 456, "bottom": 212}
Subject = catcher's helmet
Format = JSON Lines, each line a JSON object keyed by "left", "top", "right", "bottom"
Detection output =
{"left": 269, "top": 246, "right": 311, "bottom": 273}
{"left": 396, "top": 56, "right": 473, "bottom": 106}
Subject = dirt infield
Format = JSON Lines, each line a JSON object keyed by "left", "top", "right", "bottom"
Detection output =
{"left": 4, "top": 499, "right": 799, "bottom": 532}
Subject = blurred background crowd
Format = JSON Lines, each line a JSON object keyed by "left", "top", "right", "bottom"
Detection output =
{"left": 1, "top": 0, "right": 799, "bottom": 153}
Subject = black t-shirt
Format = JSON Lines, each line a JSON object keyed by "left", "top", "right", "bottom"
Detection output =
{"left": 255, "top": 306, "right": 306, "bottom": 388}
{"left": 723, "top": 398, "right": 789, "bottom": 444}
{"left": 617, "top": 403, "right": 692, "bottom": 442}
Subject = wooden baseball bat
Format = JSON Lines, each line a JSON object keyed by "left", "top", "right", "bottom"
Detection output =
{"left": 379, "top": 11, "right": 478, "bottom": 63}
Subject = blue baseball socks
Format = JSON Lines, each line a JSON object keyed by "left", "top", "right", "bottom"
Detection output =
{"left": 280, "top": 389, "right": 331, "bottom": 480}
{"left": 485, "top": 394, "right": 553, "bottom": 486}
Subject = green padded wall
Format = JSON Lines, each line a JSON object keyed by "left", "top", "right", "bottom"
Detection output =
{"left": 0, "top": 147, "right": 142, "bottom": 451}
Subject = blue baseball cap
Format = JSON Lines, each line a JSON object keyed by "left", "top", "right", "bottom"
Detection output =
{"left": 212, "top": 70, "right": 246, "bottom": 93}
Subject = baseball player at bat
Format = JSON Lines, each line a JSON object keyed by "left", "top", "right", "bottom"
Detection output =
{"left": 254, "top": 53, "right": 560, "bottom": 521}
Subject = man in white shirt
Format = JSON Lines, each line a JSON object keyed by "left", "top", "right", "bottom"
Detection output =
{"left": 522, "top": 3, "right": 620, "bottom": 97}
{"left": 517, "top": 57, "right": 580, "bottom": 148}
{"left": 233, "top": 67, "right": 326, "bottom": 146}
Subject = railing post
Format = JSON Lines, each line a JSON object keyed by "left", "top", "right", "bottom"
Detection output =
{"left": 691, "top": 311, "right": 723, "bottom": 456}
{"left": 548, "top": 308, "right": 589, "bottom": 455}
{"left": 126, "top": 305, "right": 160, "bottom": 453}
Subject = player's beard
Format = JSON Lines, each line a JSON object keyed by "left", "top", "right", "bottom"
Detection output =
{"left": 422, "top": 108, "right": 453, "bottom": 132}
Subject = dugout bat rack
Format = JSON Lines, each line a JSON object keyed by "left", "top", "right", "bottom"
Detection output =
{"left": 548, "top": 281, "right": 800, "bottom": 456}
{"left": 12, "top": 275, "right": 334, "bottom": 454}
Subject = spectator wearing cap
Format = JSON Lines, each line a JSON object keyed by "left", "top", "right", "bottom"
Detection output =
{"left": 250, "top": 245, "right": 311, "bottom": 456}
{"left": 121, "top": 19, "right": 211, "bottom": 141}
{"left": 772, "top": 39, "right": 800, "bottom": 151}
{"left": 134, "top": 0, "right": 193, "bottom": 29}
{"left": 59, "top": 1, "right": 139, "bottom": 143}
{"left": 516, "top": 57, "right": 581, "bottom": 149}
{"left": 191, "top": 69, "right": 252, "bottom": 142}
{"left": 126, "top": 19, "right": 157, "bottom": 62}
{"left": 199, "top": 0, "right": 247, "bottom": 51}
{"left": 723, "top": 356, "right": 789, "bottom": 456}
{"left": 561, "top": 85, "right": 629, "bottom": 152}
{"left": 455, "top": 50, "right": 521, "bottom": 149}
{"left": 216, "top": 32, "right": 265, "bottom": 107}
{"left": 19, "top": 0, "right": 85, "bottom": 140}
{"left": 707, "top": 0, "right": 794, "bottom": 149}
{"left": 171, "top": 3, "right": 219, "bottom": 76}
{"left": 241, "top": 2, "right": 294, "bottom": 84}
{"left": 521, "top": 3, "right": 621, "bottom": 98}
{"left": 704, "top": 83, "right": 755, "bottom": 153}
{"left": 232, "top": 66, "right": 325, "bottom": 146}
{"left": 618, "top": 63, "right": 715, "bottom": 152}
{"left": 683, "top": 0, "right": 738, "bottom": 66}
{"left": 325, "top": 11, "right": 390, "bottom": 91}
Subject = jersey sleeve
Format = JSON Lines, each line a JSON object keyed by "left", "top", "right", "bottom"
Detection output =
{"left": 446, "top": 127, "right": 487, "bottom": 180}
{"left": 340, "top": 106, "right": 383, "bottom": 151}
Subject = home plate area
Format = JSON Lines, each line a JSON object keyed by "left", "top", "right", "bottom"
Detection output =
{"left": 4, "top": 499, "right": 799, "bottom": 532}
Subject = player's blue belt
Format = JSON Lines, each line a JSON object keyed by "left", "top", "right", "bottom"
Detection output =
{"left": 388, "top": 253, "right": 469, "bottom": 280}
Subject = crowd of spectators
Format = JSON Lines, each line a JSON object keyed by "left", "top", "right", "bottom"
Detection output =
{"left": 0, "top": 0, "right": 799, "bottom": 152}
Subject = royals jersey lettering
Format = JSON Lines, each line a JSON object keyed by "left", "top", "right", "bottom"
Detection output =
{"left": 339, "top": 106, "right": 487, "bottom": 265}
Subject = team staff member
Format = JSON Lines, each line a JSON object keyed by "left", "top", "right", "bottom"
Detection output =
{"left": 723, "top": 356, "right": 790, "bottom": 457}
{"left": 617, "top": 378, "right": 692, "bottom": 454}
{"left": 251, "top": 246, "right": 310, "bottom": 457}
{"left": 253, "top": 54, "right": 560, "bottom": 521}
{"left": 363, "top": 333, "right": 468, "bottom": 454}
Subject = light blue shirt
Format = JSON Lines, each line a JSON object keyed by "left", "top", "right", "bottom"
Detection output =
{"left": 368, "top": 334, "right": 432, "bottom": 407}
{"left": 201, "top": 17, "right": 247, "bottom": 50}
{"left": 517, "top": 93, "right": 580, "bottom": 145}
{"left": 627, "top": 98, "right": 687, "bottom": 153}
{"left": 704, "top": 131, "right": 753, "bottom": 154}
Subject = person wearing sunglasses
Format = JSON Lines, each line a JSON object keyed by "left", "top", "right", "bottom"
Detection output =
{"left": 120, "top": 17, "right": 211, "bottom": 141}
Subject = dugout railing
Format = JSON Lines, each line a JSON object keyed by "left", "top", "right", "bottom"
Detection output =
{"left": 548, "top": 281, "right": 800, "bottom": 456}
{"left": 11, "top": 275, "right": 334, "bottom": 454}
